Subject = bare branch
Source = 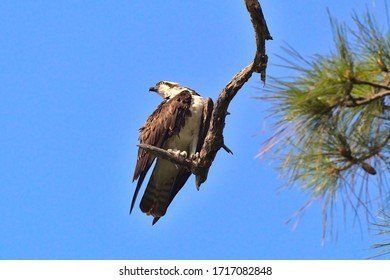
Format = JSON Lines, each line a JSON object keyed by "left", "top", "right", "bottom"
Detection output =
{"left": 196, "top": 63, "right": 256, "bottom": 187}
{"left": 196, "top": 0, "right": 272, "bottom": 188}
{"left": 137, "top": 144, "right": 195, "bottom": 172}
{"left": 245, "top": 0, "right": 273, "bottom": 81}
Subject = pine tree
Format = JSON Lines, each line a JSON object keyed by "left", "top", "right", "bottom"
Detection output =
{"left": 259, "top": 10, "right": 390, "bottom": 256}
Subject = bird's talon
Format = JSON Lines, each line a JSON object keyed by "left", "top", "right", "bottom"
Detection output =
{"left": 190, "top": 152, "right": 200, "bottom": 160}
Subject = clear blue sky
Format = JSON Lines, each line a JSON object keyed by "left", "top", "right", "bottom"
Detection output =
{"left": 0, "top": 0, "right": 388, "bottom": 259}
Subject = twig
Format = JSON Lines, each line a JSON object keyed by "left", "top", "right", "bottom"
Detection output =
{"left": 346, "top": 90, "right": 390, "bottom": 107}
{"left": 350, "top": 77, "right": 390, "bottom": 90}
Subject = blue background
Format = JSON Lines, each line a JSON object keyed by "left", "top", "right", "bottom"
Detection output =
{"left": 0, "top": 1, "right": 387, "bottom": 259}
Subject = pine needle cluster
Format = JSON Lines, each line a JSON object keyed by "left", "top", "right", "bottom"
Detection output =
{"left": 371, "top": 207, "right": 390, "bottom": 257}
{"left": 259, "top": 11, "right": 390, "bottom": 248}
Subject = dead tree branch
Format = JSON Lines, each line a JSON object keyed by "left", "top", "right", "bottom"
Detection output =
{"left": 139, "top": 0, "right": 272, "bottom": 188}
{"left": 194, "top": 0, "right": 272, "bottom": 188}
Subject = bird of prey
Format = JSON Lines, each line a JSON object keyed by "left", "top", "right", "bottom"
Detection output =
{"left": 131, "top": 81, "right": 213, "bottom": 225}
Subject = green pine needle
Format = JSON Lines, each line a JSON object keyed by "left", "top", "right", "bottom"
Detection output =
{"left": 258, "top": 9, "right": 390, "bottom": 251}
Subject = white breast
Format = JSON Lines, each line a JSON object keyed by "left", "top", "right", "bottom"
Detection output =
{"left": 165, "top": 95, "right": 204, "bottom": 154}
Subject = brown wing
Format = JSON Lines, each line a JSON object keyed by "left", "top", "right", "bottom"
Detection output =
{"left": 151, "top": 97, "right": 214, "bottom": 224}
{"left": 130, "top": 91, "right": 193, "bottom": 213}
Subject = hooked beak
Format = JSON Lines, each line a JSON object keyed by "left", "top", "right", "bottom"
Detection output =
{"left": 149, "top": 86, "right": 157, "bottom": 92}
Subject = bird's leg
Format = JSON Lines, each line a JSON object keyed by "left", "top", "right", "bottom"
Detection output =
{"left": 187, "top": 134, "right": 200, "bottom": 160}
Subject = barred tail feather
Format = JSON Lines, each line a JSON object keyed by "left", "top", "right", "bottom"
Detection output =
{"left": 139, "top": 159, "right": 178, "bottom": 223}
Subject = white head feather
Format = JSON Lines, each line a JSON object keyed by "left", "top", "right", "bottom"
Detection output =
{"left": 149, "top": 81, "right": 187, "bottom": 99}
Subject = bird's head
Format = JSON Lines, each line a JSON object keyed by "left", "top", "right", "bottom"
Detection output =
{"left": 149, "top": 81, "right": 185, "bottom": 99}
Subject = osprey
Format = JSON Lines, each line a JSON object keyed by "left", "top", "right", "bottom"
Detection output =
{"left": 131, "top": 81, "right": 213, "bottom": 224}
